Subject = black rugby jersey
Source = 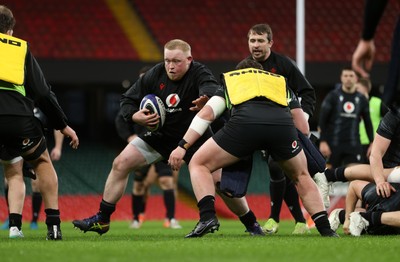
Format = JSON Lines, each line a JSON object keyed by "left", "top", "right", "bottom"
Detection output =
{"left": 120, "top": 61, "right": 219, "bottom": 141}
{"left": 376, "top": 109, "right": 400, "bottom": 168}
{"left": 319, "top": 88, "right": 373, "bottom": 147}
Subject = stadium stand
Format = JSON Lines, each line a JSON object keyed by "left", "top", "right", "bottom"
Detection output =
{"left": 133, "top": 0, "right": 397, "bottom": 62}
{"left": 7, "top": 0, "right": 398, "bottom": 62}
{"left": 9, "top": 0, "right": 140, "bottom": 59}
{"left": 0, "top": 0, "right": 397, "bottom": 222}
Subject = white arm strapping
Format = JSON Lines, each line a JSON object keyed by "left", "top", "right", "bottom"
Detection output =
{"left": 206, "top": 96, "right": 226, "bottom": 119}
{"left": 189, "top": 115, "right": 212, "bottom": 136}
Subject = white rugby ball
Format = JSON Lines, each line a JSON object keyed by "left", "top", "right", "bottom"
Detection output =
{"left": 139, "top": 94, "right": 166, "bottom": 131}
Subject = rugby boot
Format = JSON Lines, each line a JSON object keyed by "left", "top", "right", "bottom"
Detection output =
{"left": 245, "top": 222, "right": 265, "bottom": 236}
{"left": 185, "top": 217, "right": 219, "bottom": 238}
{"left": 72, "top": 213, "right": 109, "bottom": 235}
{"left": 47, "top": 224, "right": 62, "bottom": 240}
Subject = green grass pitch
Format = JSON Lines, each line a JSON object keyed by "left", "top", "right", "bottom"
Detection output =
{"left": 0, "top": 220, "right": 397, "bottom": 262}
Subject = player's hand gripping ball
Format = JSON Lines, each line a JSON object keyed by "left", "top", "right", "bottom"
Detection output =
{"left": 139, "top": 94, "right": 166, "bottom": 132}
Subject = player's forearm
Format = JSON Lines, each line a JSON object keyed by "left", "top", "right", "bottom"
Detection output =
{"left": 345, "top": 187, "right": 358, "bottom": 221}
{"left": 362, "top": 0, "right": 389, "bottom": 40}
{"left": 369, "top": 154, "right": 386, "bottom": 183}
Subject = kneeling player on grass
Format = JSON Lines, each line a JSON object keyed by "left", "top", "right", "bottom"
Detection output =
{"left": 329, "top": 178, "right": 400, "bottom": 236}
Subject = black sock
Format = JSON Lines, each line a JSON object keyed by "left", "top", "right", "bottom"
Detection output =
{"left": 9, "top": 213, "right": 22, "bottom": 230}
{"left": 284, "top": 179, "right": 306, "bottom": 223}
{"left": 31, "top": 192, "right": 42, "bottom": 222}
{"left": 361, "top": 211, "right": 383, "bottom": 226}
{"left": 198, "top": 195, "right": 215, "bottom": 222}
{"left": 338, "top": 209, "right": 346, "bottom": 224}
{"left": 269, "top": 176, "right": 285, "bottom": 222}
{"left": 99, "top": 199, "right": 116, "bottom": 223}
{"left": 45, "top": 209, "right": 60, "bottom": 229}
{"left": 239, "top": 210, "right": 257, "bottom": 229}
{"left": 4, "top": 186, "right": 8, "bottom": 210}
{"left": 325, "top": 167, "right": 346, "bottom": 182}
{"left": 132, "top": 194, "right": 144, "bottom": 221}
{"left": 142, "top": 197, "right": 147, "bottom": 214}
{"left": 334, "top": 167, "right": 347, "bottom": 182}
{"left": 324, "top": 168, "right": 335, "bottom": 182}
{"left": 163, "top": 189, "right": 175, "bottom": 220}
{"left": 312, "top": 211, "right": 333, "bottom": 236}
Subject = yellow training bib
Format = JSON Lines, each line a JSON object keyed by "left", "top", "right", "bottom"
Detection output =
{"left": 0, "top": 33, "right": 27, "bottom": 85}
{"left": 223, "top": 68, "right": 288, "bottom": 106}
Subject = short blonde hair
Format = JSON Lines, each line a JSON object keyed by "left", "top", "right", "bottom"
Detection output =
{"left": 164, "top": 39, "right": 191, "bottom": 53}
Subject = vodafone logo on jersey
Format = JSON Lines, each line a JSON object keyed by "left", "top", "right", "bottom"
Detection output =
{"left": 343, "top": 101, "right": 355, "bottom": 113}
{"left": 291, "top": 140, "right": 299, "bottom": 153}
{"left": 166, "top": 94, "right": 181, "bottom": 107}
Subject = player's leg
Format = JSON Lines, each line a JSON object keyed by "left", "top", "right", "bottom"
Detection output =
{"left": 280, "top": 150, "right": 338, "bottom": 237}
{"left": 130, "top": 167, "right": 148, "bottom": 229}
{"left": 157, "top": 162, "right": 182, "bottom": 229}
{"left": 264, "top": 157, "right": 285, "bottom": 234}
{"left": 1, "top": 178, "right": 9, "bottom": 230}
{"left": 25, "top": 144, "right": 62, "bottom": 240}
{"left": 283, "top": 178, "right": 310, "bottom": 234}
{"left": 30, "top": 173, "right": 41, "bottom": 230}
{"left": 72, "top": 138, "right": 159, "bottom": 235}
{"left": 186, "top": 138, "right": 238, "bottom": 238}
{"left": 3, "top": 158, "right": 25, "bottom": 238}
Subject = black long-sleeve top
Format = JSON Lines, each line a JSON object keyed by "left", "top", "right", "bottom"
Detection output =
{"left": 0, "top": 44, "right": 67, "bottom": 130}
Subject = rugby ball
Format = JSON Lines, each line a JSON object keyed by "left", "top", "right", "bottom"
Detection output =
{"left": 139, "top": 94, "right": 166, "bottom": 132}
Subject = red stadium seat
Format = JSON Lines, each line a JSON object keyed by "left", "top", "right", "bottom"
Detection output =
{"left": 8, "top": 0, "right": 397, "bottom": 62}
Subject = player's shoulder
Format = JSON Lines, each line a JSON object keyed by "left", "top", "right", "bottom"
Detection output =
{"left": 188, "top": 61, "right": 217, "bottom": 82}
{"left": 270, "top": 51, "right": 293, "bottom": 64}
{"left": 190, "top": 61, "right": 212, "bottom": 73}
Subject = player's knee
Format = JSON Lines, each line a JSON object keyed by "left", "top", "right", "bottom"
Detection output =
{"left": 133, "top": 181, "right": 146, "bottom": 193}
{"left": 112, "top": 156, "right": 133, "bottom": 174}
{"left": 158, "top": 176, "right": 173, "bottom": 190}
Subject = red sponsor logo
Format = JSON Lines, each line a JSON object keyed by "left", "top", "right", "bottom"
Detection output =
{"left": 166, "top": 94, "right": 180, "bottom": 107}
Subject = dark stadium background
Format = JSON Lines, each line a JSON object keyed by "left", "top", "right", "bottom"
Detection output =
{"left": 0, "top": 0, "right": 396, "bottom": 222}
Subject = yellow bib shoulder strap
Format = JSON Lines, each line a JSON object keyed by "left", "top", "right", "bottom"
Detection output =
{"left": 0, "top": 33, "right": 27, "bottom": 85}
{"left": 223, "top": 68, "right": 288, "bottom": 106}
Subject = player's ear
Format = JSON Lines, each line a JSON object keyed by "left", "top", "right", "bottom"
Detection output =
{"left": 269, "top": 39, "right": 274, "bottom": 47}
{"left": 187, "top": 56, "right": 193, "bottom": 62}
{"left": 6, "top": 29, "right": 13, "bottom": 36}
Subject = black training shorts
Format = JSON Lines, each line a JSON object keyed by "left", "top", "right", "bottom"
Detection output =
{"left": 133, "top": 161, "right": 173, "bottom": 182}
{"left": 362, "top": 182, "right": 400, "bottom": 212}
{"left": 0, "top": 116, "right": 44, "bottom": 161}
{"left": 213, "top": 121, "right": 302, "bottom": 161}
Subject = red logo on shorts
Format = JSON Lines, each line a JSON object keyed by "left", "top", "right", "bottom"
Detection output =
{"left": 291, "top": 140, "right": 298, "bottom": 149}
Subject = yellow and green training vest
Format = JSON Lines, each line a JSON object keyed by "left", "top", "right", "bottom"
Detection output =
{"left": 0, "top": 32, "right": 27, "bottom": 96}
